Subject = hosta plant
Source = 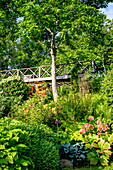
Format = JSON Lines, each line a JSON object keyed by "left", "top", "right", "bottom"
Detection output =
{"left": 59, "top": 142, "right": 89, "bottom": 168}
{"left": 0, "top": 117, "right": 34, "bottom": 169}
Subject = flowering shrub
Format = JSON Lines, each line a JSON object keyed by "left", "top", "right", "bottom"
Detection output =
{"left": 80, "top": 116, "right": 109, "bottom": 136}
{"left": 78, "top": 116, "right": 113, "bottom": 166}
{"left": 29, "top": 81, "right": 50, "bottom": 98}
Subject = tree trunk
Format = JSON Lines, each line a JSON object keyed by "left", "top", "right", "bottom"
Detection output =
{"left": 51, "top": 32, "right": 58, "bottom": 101}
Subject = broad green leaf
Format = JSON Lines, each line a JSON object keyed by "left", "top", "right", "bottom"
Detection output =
{"left": 2, "top": 168, "right": 9, "bottom": 170}
{"left": 11, "top": 137, "right": 19, "bottom": 142}
{"left": 98, "top": 138, "right": 105, "bottom": 149}
{"left": 20, "top": 159, "right": 29, "bottom": 166}
{"left": 85, "top": 143, "right": 92, "bottom": 149}
{"left": 0, "top": 151, "right": 5, "bottom": 158}
{"left": 0, "top": 145, "right": 5, "bottom": 150}
{"left": 8, "top": 166, "right": 15, "bottom": 170}
{"left": 108, "top": 134, "right": 113, "bottom": 144}
{"left": 92, "top": 143, "right": 98, "bottom": 148}
{"left": 11, "top": 129, "right": 22, "bottom": 133}
{"left": 96, "top": 150, "right": 104, "bottom": 154}
{"left": 17, "top": 144, "right": 28, "bottom": 148}
{"left": 87, "top": 152, "right": 98, "bottom": 165}
{"left": 103, "top": 142, "right": 111, "bottom": 150}
{"left": 11, "top": 147, "right": 16, "bottom": 151}
{"left": 10, "top": 152, "right": 17, "bottom": 158}
{"left": 6, "top": 155, "right": 13, "bottom": 164}
{"left": 0, "top": 158, "right": 8, "bottom": 164}
{"left": 104, "top": 150, "right": 112, "bottom": 156}
{"left": 14, "top": 154, "right": 18, "bottom": 161}
{"left": 100, "top": 155, "right": 109, "bottom": 166}
{"left": 15, "top": 165, "right": 21, "bottom": 170}
{"left": 7, "top": 131, "right": 13, "bottom": 138}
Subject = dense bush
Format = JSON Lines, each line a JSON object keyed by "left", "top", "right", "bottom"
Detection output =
{"left": 86, "top": 73, "right": 104, "bottom": 93}
{"left": 10, "top": 120, "right": 60, "bottom": 170}
{"left": 0, "top": 95, "right": 11, "bottom": 118}
{"left": 0, "top": 76, "right": 30, "bottom": 101}
{"left": 0, "top": 77, "right": 30, "bottom": 117}
{"left": 0, "top": 117, "right": 60, "bottom": 169}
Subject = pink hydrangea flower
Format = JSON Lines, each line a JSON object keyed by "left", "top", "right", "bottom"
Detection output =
{"left": 89, "top": 124, "right": 94, "bottom": 130}
{"left": 80, "top": 129, "right": 85, "bottom": 135}
{"left": 97, "top": 120, "right": 101, "bottom": 125}
{"left": 85, "top": 128, "right": 88, "bottom": 131}
{"left": 85, "top": 123, "right": 90, "bottom": 128}
{"left": 81, "top": 125, "right": 83, "bottom": 129}
{"left": 89, "top": 116, "right": 94, "bottom": 120}
{"left": 105, "top": 126, "right": 108, "bottom": 130}
{"left": 98, "top": 124, "right": 103, "bottom": 129}
{"left": 102, "top": 126, "right": 108, "bottom": 132}
{"left": 97, "top": 131, "right": 102, "bottom": 135}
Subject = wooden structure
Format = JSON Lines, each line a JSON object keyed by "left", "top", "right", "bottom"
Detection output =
{"left": 0, "top": 60, "right": 96, "bottom": 83}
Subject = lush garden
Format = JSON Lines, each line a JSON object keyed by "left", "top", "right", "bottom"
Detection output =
{"left": 0, "top": 66, "right": 113, "bottom": 170}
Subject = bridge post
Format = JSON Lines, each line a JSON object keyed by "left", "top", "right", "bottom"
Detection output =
{"left": 17, "top": 69, "right": 19, "bottom": 76}
{"left": 39, "top": 67, "right": 41, "bottom": 78}
{"left": 64, "top": 64, "right": 66, "bottom": 75}
{"left": 91, "top": 60, "right": 95, "bottom": 73}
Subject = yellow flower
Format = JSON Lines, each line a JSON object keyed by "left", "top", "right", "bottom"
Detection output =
{"left": 43, "top": 104, "right": 48, "bottom": 109}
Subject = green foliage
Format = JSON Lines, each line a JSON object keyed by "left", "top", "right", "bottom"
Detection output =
{"left": 101, "top": 68, "right": 113, "bottom": 105}
{"left": 13, "top": 88, "right": 108, "bottom": 132}
{"left": 57, "top": 85, "right": 72, "bottom": 96}
{"left": 13, "top": 92, "right": 77, "bottom": 132}
{"left": 0, "top": 117, "right": 34, "bottom": 169}
{"left": 0, "top": 77, "right": 30, "bottom": 100}
{"left": 84, "top": 73, "right": 104, "bottom": 93}
{"left": 13, "top": 93, "right": 51, "bottom": 123}
{"left": 0, "top": 77, "right": 30, "bottom": 117}
{"left": 57, "top": 92, "right": 102, "bottom": 122}
{"left": 95, "top": 68, "right": 113, "bottom": 120}
{"left": 10, "top": 121, "right": 60, "bottom": 170}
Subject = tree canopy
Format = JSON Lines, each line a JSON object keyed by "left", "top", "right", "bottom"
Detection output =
{"left": 0, "top": 0, "right": 113, "bottom": 70}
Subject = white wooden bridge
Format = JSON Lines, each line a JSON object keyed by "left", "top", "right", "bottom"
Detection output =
{"left": 0, "top": 60, "right": 96, "bottom": 83}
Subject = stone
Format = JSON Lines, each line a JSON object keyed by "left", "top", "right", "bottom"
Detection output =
{"left": 59, "top": 159, "right": 73, "bottom": 168}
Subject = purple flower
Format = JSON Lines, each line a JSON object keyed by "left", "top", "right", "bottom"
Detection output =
{"left": 67, "top": 120, "right": 70, "bottom": 122}
{"left": 55, "top": 119, "right": 59, "bottom": 124}
{"left": 3, "top": 91, "right": 6, "bottom": 94}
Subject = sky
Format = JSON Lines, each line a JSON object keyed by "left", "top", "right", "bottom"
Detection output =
{"left": 100, "top": 2, "right": 113, "bottom": 20}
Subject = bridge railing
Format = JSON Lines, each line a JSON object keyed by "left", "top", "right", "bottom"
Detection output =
{"left": 0, "top": 60, "right": 94, "bottom": 81}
